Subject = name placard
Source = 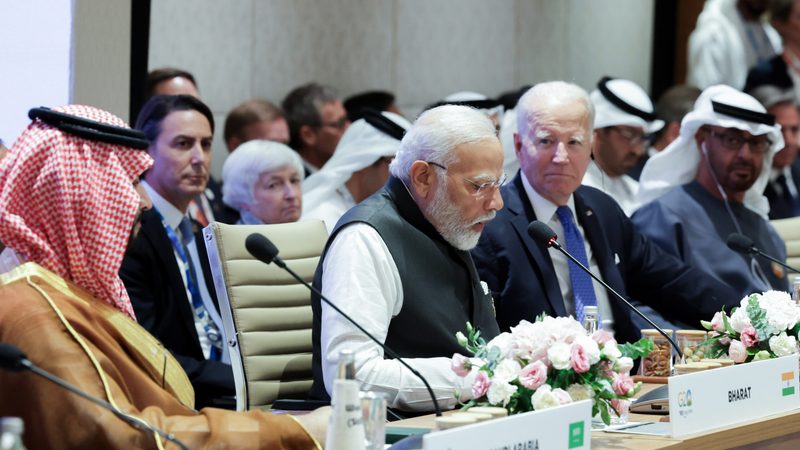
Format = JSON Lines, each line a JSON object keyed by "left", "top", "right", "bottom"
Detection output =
{"left": 668, "top": 354, "right": 799, "bottom": 437}
{"left": 423, "top": 400, "right": 591, "bottom": 450}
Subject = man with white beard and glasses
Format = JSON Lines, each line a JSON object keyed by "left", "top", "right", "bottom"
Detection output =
{"left": 309, "top": 105, "right": 502, "bottom": 413}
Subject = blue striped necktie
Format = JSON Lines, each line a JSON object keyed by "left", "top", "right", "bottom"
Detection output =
{"left": 555, "top": 205, "right": 598, "bottom": 324}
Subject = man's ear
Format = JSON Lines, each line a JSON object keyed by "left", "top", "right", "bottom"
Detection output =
{"left": 514, "top": 132, "right": 522, "bottom": 157}
{"left": 409, "top": 160, "right": 435, "bottom": 199}
{"left": 299, "top": 124, "right": 317, "bottom": 148}
{"left": 694, "top": 129, "right": 706, "bottom": 154}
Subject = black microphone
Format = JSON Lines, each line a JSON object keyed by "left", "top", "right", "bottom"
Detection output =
{"left": 244, "top": 233, "right": 443, "bottom": 416}
{"left": 726, "top": 232, "right": 800, "bottom": 273}
{"left": 527, "top": 221, "right": 683, "bottom": 359}
{"left": 0, "top": 342, "right": 189, "bottom": 450}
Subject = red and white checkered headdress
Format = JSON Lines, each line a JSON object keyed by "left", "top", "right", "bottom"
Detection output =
{"left": 0, "top": 105, "right": 153, "bottom": 319}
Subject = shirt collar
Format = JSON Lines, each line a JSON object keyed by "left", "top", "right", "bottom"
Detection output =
{"left": 520, "top": 171, "right": 577, "bottom": 223}
{"left": 142, "top": 180, "right": 185, "bottom": 230}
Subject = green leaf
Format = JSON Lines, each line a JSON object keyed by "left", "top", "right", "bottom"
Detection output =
{"left": 746, "top": 296, "right": 771, "bottom": 341}
{"left": 619, "top": 338, "right": 654, "bottom": 359}
{"left": 598, "top": 399, "right": 611, "bottom": 426}
{"left": 722, "top": 311, "right": 737, "bottom": 336}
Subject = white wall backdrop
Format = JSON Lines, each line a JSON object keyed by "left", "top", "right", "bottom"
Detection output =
{"left": 149, "top": 0, "right": 656, "bottom": 179}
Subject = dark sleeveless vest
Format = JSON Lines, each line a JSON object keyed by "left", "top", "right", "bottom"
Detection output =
{"left": 309, "top": 176, "right": 499, "bottom": 401}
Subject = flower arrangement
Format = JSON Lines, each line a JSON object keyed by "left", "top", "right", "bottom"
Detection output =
{"left": 701, "top": 290, "right": 800, "bottom": 363}
{"left": 452, "top": 316, "right": 652, "bottom": 425}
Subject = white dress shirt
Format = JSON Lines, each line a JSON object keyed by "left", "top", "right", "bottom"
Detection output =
{"left": 521, "top": 174, "right": 615, "bottom": 332}
{"left": 142, "top": 181, "right": 228, "bottom": 363}
{"left": 320, "top": 222, "right": 477, "bottom": 411}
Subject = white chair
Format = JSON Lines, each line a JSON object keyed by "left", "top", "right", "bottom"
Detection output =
{"left": 770, "top": 217, "right": 800, "bottom": 271}
{"left": 203, "top": 220, "right": 328, "bottom": 410}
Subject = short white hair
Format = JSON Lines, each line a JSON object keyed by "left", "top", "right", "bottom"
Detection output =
{"left": 389, "top": 104, "right": 498, "bottom": 182}
{"left": 221, "top": 140, "right": 304, "bottom": 210}
{"left": 516, "top": 81, "right": 595, "bottom": 140}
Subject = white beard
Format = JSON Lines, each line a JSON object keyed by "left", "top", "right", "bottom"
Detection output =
{"left": 425, "top": 176, "right": 495, "bottom": 251}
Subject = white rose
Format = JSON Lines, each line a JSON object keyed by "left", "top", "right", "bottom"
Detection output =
{"left": 615, "top": 356, "right": 634, "bottom": 374}
{"left": 486, "top": 332, "right": 513, "bottom": 358}
{"left": 601, "top": 340, "right": 622, "bottom": 362}
{"left": 531, "top": 385, "right": 560, "bottom": 411}
{"left": 574, "top": 335, "right": 601, "bottom": 364}
{"left": 566, "top": 383, "right": 594, "bottom": 402}
{"left": 761, "top": 291, "right": 800, "bottom": 332}
{"left": 548, "top": 342, "right": 572, "bottom": 370}
{"left": 769, "top": 332, "right": 799, "bottom": 357}
{"left": 486, "top": 380, "right": 518, "bottom": 406}
{"left": 492, "top": 359, "right": 522, "bottom": 384}
{"left": 729, "top": 305, "right": 752, "bottom": 334}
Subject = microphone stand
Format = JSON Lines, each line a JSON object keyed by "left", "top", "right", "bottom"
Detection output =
{"left": 749, "top": 247, "right": 800, "bottom": 274}
{"left": 549, "top": 240, "right": 683, "bottom": 360}
{"left": 267, "top": 255, "right": 443, "bottom": 417}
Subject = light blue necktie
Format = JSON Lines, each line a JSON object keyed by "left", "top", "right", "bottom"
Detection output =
{"left": 555, "top": 205, "right": 598, "bottom": 324}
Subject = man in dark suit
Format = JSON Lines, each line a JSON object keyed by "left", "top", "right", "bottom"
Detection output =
{"left": 472, "top": 82, "right": 739, "bottom": 344}
{"left": 121, "top": 95, "right": 234, "bottom": 409}
{"left": 748, "top": 89, "right": 800, "bottom": 219}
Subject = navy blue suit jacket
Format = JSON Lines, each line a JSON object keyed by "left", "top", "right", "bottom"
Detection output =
{"left": 472, "top": 174, "right": 740, "bottom": 344}
{"left": 120, "top": 208, "right": 234, "bottom": 409}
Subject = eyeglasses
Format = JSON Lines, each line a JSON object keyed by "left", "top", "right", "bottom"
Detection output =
{"left": 707, "top": 129, "right": 772, "bottom": 154}
{"left": 606, "top": 126, "right": 650, "bottom": 146}
{"left": 427, "top": 161, "right": 507, "bottom": 196}
{"left": 320, "top": 117, "right": 349, "bottom": 130}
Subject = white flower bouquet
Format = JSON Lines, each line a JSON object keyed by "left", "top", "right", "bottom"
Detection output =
{"left": 452, "top": 316, "right": 653, "bottom": 425}
{"left": 701, "top": 290, "right": 800, "bottom": 363}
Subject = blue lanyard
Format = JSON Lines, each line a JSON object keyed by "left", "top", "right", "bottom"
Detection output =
{"left": 154, "top": 210, "right": 221, "bottom": 360}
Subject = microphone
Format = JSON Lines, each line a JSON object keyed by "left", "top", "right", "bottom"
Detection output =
{"left": 527, "top": 221, "right": 683, "bottom": 359}
{"left": 0, "top": 342, "right": 190, "bottom": 450}
{"left": 726, "top": 232, "right": 800, "bottom": 273}
{"left": 244, "top": 233, "right": 443, "bottom": 416}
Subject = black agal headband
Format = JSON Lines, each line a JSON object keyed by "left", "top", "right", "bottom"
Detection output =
{"left": 596, "top": 76, "right": 657, "bottom": 122}
{"left": 711, "top": 101, "right": 775, "bottom": 126}
{"left": 361, "top": 109, "right": 406, "bottom": 141}
{"left": 28, "top": 107, "right": 149, "bottom": 149}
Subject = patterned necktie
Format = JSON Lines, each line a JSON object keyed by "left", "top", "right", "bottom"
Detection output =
{"left": 555, "top": 205, "right": 598, "bottom": 324}
{"left": 178, "top": 217, "right": 222, "bottom": 361}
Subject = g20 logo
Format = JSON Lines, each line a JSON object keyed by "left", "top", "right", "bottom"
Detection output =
{"left": 677, "top": 389, "right": 693, "bottom": 408}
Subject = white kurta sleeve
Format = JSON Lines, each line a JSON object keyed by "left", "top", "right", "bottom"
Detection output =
{"left": 320, "top": 223, "right": 476, "bottom": 411}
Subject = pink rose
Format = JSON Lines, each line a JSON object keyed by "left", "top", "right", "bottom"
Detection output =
{"left": 472, "top": 371, "right": 491, "bottom": 398}
{"left": 710, "top": 312, "right": 724, "bottom": 332}
{"left": 612, "top": 373, "right": 635, "bottom": 396}
{"left": 570, "top": 343, "right": 591, "bottom": 373}
{"left": 610, "top": 399, "right": 630, "bottom": 417}
{"left": 728, "top": 339, "right": 747, "bottom": 363}
{"left": 591, "top": 329, "right": 615, "bottom": 345}
{"left": 519, "top": 361, "right": 548, "bottom": 390}
{"left": 451, "top": 353, "right": 471, "bottom": 377}
{"left": 740, "top": 326, "right": 759, "bottom": 348}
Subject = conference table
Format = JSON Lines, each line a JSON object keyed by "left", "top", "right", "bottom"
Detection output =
{"left": 390, "top": 383, "right": 800, "bottom": 449}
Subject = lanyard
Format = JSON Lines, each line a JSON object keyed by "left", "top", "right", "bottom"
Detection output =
{"left": 154, "top": 210, "right": 221, "bottom": 360}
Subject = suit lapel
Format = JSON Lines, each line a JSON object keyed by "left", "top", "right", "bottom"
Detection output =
{"left": 573, "top": 190, "right": 624, "bottom": 293}
{"left": 140, "top": 209, "right": 198, "bottom": 336}
{"left": 507, "top": 176, "right": 568, "bottom": 317}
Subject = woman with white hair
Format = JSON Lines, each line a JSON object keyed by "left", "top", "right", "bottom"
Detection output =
{"left": 221, "top": 140, "right": 304, "bottom": 224}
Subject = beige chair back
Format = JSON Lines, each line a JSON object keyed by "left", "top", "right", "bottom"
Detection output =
{"left": 203, "top": 220, "right": 328, "bottom": 410}
{"left": 770, "top": 217, "right": 800, "bottom": 272}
